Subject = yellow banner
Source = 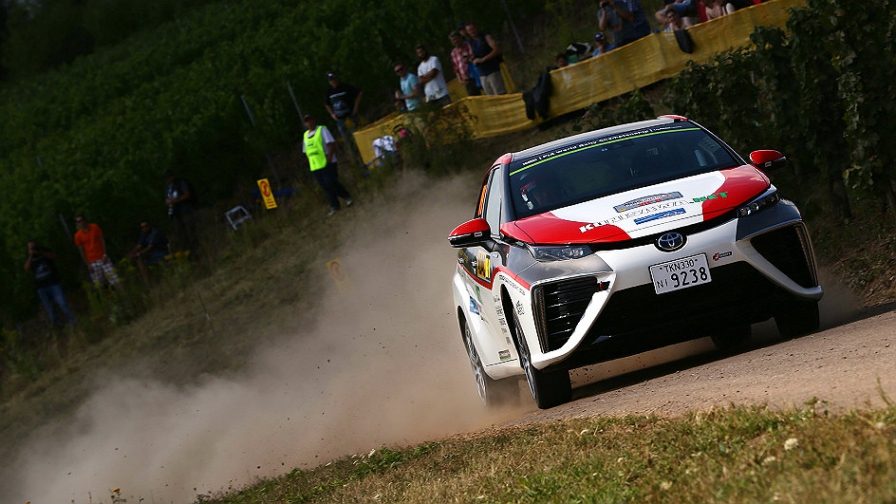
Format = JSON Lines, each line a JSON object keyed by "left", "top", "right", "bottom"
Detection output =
{"left": 354, "top": 0, "right": 804, "bottom": 166}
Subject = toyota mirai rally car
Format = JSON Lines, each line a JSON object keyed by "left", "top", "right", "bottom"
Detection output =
{"left": 448, "top": 116, "right": 823, "bottom": 409}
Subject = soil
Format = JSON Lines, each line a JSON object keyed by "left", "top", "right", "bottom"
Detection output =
{"left": 524, "top": 302, "right": 896, "bottom": 424}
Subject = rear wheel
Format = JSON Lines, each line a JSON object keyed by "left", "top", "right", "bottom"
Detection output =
{"left": 462, "top": 319, "right": 519, "bottom": 407}
{"left": 512, "top": 312, "right": 571, "bottom": 409}
{"left": 710, "top": 324, "right": 752, "bottom": 350}
{"left": 775, "top": 301, "right": 820, "bottom": 339}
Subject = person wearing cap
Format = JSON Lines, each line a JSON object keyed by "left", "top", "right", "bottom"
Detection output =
{"left": 302, "top": 114, "right": 353, "bottom": 217}
{"left": 164, "top": 170, "right": 198, "bottom": 254}
{"left": 24, "top": 238, "right": 76, "bottom": 326}
{"left": 324, "top": 72, "right": 363, "bottom": 162}
{"left": 126, "top": 220, "right": 169, "bottom": 287}
{"left": 592, "top": 32, "right": 616, "bottom": 57}
{"left": 415, "top": 44, "right": 451, "bottom": 106}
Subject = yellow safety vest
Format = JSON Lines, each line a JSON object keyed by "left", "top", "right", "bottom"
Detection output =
{"left": 304, "top": 126, "right": 328, "bottom": 171}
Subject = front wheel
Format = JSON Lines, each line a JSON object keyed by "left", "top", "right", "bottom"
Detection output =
{"left": 513, "top": 312, "right": 571, "bottom": 409}
{"left": 775, "top": 301, "right": 820, "bottom": 339}
{"left": 462, "top": 319, "right": 519, "bottom": 407}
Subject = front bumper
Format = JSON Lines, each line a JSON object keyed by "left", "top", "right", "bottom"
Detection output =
{"left": 528, "top": 208, "right": 822, "bottom": 372}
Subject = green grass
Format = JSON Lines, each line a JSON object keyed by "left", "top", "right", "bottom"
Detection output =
{"left": 202, "top": 403, "right": 896, "bottom": 503}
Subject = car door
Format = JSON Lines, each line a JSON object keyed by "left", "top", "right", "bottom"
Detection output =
{"left": 460, "top": 166, "right": 516, "bottom": 366}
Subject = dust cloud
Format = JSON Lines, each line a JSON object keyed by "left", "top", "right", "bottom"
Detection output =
{"left": 5, "top": 172, "right": 521, "bottom": 503}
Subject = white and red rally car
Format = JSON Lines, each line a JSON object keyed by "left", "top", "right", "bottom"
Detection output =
{"left": 449, "top": 116, "right": 823, "bottom": 409}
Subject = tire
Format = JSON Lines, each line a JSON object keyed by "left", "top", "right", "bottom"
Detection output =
{"left": 462, "top": 319, "right": 520, "bottom": 407}
{"left": 775, "top": 300, "right": 820, "bottom": 339}
{"left": 710, "top": 324, "right": 752, "bottom": 350}
{"left": 512, "top": 312, "right": 571, "bottom": 409}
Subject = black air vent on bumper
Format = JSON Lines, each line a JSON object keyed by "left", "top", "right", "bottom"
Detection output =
{"left": 533, "top": 277, "right": 601, "bottom": 352}
{"left": 750, "top": 224, "right": 817, "bottom": 288}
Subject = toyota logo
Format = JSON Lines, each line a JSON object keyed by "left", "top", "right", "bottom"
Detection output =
{"left": 656, "top": 232, "right": 686, "bottom": 252}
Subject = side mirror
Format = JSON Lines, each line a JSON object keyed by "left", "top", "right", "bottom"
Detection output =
{"left": 749, "top": 150, "right": 787, "bottom": 173}
{"left": 448, "top": 218, "right": 491, "bottom": 248}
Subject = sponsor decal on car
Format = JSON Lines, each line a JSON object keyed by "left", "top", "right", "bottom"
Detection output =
{"left": 713, "top": 251, "right": 733, "bottom": 261}
{"left": 515, "top": 300, "right": 525, "bottom": 316}
{"left": 580, "top": 200, "right": 690, "bottom": 233}
{"left": 476, "top": 251, "right": 491, "bottom": 281}
{"left": 693, "top": 191, "right": 728, "bottom": 203}
{"left": 635, "top": 208, "right": 687, "bottom": 225}
{"left": 614, "top": 192, "right": 683, "bottom": 213}
{"left": 469, "top": 297, "right": 481, "bottom": 316}
{"left": 498, "top": 349, "right": 512, "bottom": 361}
{"left": 512, "top": 125, "right": 701, "bottom": 176}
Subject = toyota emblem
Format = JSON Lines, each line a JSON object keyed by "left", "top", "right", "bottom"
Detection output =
{"left": 656, "top": 232, "right": 686, "bottom": 252}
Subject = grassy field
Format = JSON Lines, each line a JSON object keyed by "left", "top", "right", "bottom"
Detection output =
{"left": 205, "top": 403, "right": 896, "bottom": 504}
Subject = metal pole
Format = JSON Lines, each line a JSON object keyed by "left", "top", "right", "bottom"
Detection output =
{"left": 240, "top": 95, "right": 257, "bottom": 126}
{"left": 286, "top": 82, "right": 306, "bottom": 132}
{"left": 501, "top": 0, "right": 525, "bottom": 53}
{"left": 241, "top": 94, "right": 281, "bottom": 188}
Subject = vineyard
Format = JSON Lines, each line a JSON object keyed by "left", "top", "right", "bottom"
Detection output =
{"left": 0, "top": 0, "right": 537, "bottom": 321}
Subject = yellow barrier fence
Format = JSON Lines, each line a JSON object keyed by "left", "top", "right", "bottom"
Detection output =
{"left": 354, "top": 0, "right": 804, "bottom": 166}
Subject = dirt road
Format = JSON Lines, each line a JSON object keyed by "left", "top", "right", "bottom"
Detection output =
{"left": 513, "top": 302, "right": 896, "bottom": 424}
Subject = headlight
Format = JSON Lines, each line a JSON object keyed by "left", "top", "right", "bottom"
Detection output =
{"left": 527, "top": 244, "right": 593, "bottom": 261}
{"left": 737, "top": 190, "right": 779, "bottom": 217}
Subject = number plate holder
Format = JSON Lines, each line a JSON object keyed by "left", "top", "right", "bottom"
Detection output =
{"left": 649, "top": 253, "right": 712, "bottom": 295}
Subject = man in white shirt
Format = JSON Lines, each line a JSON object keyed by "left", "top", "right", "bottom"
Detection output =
{"left": 415, "top": 44, "right": 451, "bottom": 107}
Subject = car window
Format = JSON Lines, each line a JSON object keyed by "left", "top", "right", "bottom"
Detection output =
{"left": 483, "top": 168, "right": 504, "bottom": 236}
{"left": 507, "top": 124, "right": 738, "bottom": 219}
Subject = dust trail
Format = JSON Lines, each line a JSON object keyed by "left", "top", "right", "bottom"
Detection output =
{"left": 6, "top": 172, "right": 520, "bottom": 503}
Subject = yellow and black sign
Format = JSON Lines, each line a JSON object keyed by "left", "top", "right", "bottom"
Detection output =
{"left": 257, "top": 178, "right": 277, "bottom": 209}
{"left": 326, "top": 258, "right": 354, "bottom": 296}
{"left": 476, "top": 251, "right": 491, "bottom": 281}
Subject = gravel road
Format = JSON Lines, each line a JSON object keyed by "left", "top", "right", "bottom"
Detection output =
{"left": 514, "top": 301, "right": 896, "bottom": 424}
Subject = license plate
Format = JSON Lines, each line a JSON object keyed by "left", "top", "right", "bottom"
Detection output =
{"left": 649, "top": 253, "right": 712, "bottom": 294}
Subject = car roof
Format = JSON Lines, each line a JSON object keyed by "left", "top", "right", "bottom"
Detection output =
{"left": 508, "top": 117, "right": 681, "bottom": 164}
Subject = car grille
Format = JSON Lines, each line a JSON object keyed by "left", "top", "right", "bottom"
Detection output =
{"left": 542, "top": 262, "right": 796, "bottom": 365}
{"left": 533, "top": 276, "right": 601, "bottom": 352}
{"left": 593, "top": 262, "right": 783, "bottom": 338}
{"left": 750, "top": 224, "right": 817, "bottom": 288}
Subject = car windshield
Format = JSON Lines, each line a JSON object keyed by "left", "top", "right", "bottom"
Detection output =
{"left": 508, "top": 124, "right": 740, "bottom": 219}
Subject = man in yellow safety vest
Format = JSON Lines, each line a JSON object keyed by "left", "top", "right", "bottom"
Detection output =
{"left": 302, "top": 114, "right": 353, "bottom": 217}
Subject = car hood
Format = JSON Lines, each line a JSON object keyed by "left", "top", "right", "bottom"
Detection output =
{"left": 503, "top": 165, "right": 770, "bottom": 245}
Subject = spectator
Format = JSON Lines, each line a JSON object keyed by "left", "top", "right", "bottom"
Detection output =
{"left": 164, "top": 170, "right": 199, "bottom": 254}
{"left": 465, "top": 22, "right": 507, "bottom": 95}
{"left": 663, "top": 9, "right": 688, "bottom": 30}
{"left": 555, "top": 53, "right": 570, "bottom": 69}
{"left": 700, "top": 0, "right": 737, "bottom": 20}
{"left": 393, "top": 61, "right": 422, "bottom": 112}
{"left": 415, "top": 44, "right": 451, "bottom": 107}
{"left": 592, "top": 32, "right": 616, "bottom": 57}
{"left": 324, "top": 72, "right": 364, "bottom": 163}
{"left": 302, "top": 114, "right": 353, "bottom": 217}
{"left": 73, "top": 214, "right": 125, "bottom": 293}
{"left": 598, "top": 0, "right": 651, "bottom": 47}
{"left": 126, "top": 220, "right": 169, "bottom": 287}
{"left": 449, "top": 30, "right": 481, "bottom": 97}
{"left": 24, "top": 239, "right": 76, "bottom": 327}
{"left": 655, "top": 0, "right": 696, "bottom": 27}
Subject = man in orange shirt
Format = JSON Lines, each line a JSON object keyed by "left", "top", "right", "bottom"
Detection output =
{"left": 73, "top": 214, "right": 124, "bottom": 292}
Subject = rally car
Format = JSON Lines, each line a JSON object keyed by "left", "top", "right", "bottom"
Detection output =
{"left": 448, "top": 116, "right": 823, "bottom": 409}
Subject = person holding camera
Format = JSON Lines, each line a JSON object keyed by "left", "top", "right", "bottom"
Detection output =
{"left": 598, "top": 0, "right": 650, "bottom": 47}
